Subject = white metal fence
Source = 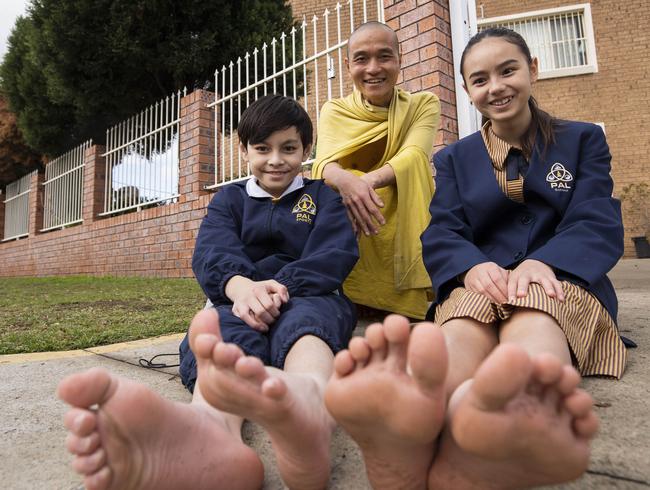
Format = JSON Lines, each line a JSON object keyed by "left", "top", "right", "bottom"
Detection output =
{"left": 2, "top": 170, "right": 36, "bottom": 241}
{"left": 208, "top": 0, "right": 383, "bottom": 188}
{"left": 101, "top": 89, "right": 186, "bottom": 215}
{"left": 41, "top": 140, "right": 92, "bottom": 231}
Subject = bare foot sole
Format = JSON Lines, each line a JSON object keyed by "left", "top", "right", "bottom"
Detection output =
{"left": 191, "top": 309, "right": 333, "bottom": 490}
{"left": 429, "top": 344, "right": 599, "bottom": 490}
{"left": 57, "top": 367, "right": 263, "bottom": 490}
{"left": 325, "top": 315, "right": 448, "bottom": 490}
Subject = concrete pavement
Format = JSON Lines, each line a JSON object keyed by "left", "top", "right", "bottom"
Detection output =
{"left": 1, "top": 259, "right": 648, "bottom": 489}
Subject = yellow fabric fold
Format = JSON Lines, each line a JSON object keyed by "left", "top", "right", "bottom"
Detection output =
{"left": 313, "top": 88, "right": 440, "bottom": 318}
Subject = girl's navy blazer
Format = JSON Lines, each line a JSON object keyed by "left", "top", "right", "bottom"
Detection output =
{"left": 422, "top": 121, "right": 624, "bottom": 321}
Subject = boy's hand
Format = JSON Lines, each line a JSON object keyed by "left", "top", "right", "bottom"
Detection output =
{"left": 507, "top": 259, "right": 565, "bottom": 303}
{"left": 225, "top": 276, "right": 290, "bottom": 332}
{"left": 464, "top": 262, "right": 510, "bottom": 304}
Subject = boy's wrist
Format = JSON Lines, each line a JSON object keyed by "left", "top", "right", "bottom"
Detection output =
{"left": 224, "top": 275, "right": 252, "bottom": 302}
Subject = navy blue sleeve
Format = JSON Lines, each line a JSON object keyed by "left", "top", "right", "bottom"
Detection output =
{"left": 192, "top": 188, "right": 258, "bottom": 304}
{"left": 528, "top": 125, "right": 624, "bottom": 285}
{"left": 274, "top": 186, "right": 359, "bottom": 297}
{"left": 421, "top": 148, "right": 491, "bottom": 300}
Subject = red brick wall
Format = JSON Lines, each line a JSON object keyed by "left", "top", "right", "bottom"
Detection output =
{"left": 384, "top": 0, "right": 456, "bottom": 150}
{"left": 477, "top": 0, "right": 650, "bottom": 256}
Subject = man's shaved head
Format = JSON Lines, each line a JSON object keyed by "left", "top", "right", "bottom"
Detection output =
{"left": 347, "top": 21, "right": 400, "bottom": 57}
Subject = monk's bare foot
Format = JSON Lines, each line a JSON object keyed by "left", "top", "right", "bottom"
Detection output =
{"left": 57, "top": 367, "right": 263, "bottom": 490}
{"left": 191, "top": 309, "right": 333, "bottom": 490}
{"left": 325, "top": 315, "right": 448, "bottom": 490}
{"left": 429, "top": 344, "right": 598, "bottom": 489}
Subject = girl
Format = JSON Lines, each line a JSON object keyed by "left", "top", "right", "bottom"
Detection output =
{"left": 422, "top": 26, "right": 627, "bottom": 398}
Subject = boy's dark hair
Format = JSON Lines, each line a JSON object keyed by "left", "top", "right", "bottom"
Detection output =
{"left": 237, "top": 95, "right": 313, "bottom": 149}
{"left": 460, "top": 27, "right": 557, "bottom": 157}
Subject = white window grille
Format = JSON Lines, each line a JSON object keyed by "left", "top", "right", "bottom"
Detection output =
{"left": 208, "top": 0, "right": 384, "bottom": 188}
{"left": 101, "top": 89, "right": 186, "bottom": 216}
{"left": 41, "top": 140, "right": 91, "bottom": 232}
{"left": 478, "top": 4, "right": 598, "bottom": 79}
{"left": 2, "top": 170, "right": 36, "bottom": 241}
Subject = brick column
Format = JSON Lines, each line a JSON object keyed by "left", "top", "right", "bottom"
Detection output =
{"left": 28, "top": 170, "right": 45, "bottom": 236}
{"left": 179, "top": 89, "right": 215, "bottom": 203}
{"left": 82, "top": 145, "right": 106, "bottom": 223}
{"left": 384, "top": 0, "right": 457, "bottom": 150}
{"left": 0, "top": 190, "right": 5, "bottom": 240}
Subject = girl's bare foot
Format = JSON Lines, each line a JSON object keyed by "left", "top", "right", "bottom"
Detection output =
{"left": 429, "top": 344, "right": 598, "bottom": 489}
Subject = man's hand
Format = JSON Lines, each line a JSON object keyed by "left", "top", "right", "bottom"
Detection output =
{"left": 336, "top": 171, "right": 385, "bottom": 236}
{"left": 464, "top": 262, "right": 510, "bottom": 304}
{"left": 224, "top": 276, "right": 290, "bottom": 332}
{"left": 507, "top": 259, "right": 565, "bottom": 303}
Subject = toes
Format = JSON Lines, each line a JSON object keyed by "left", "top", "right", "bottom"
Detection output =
{"left": 235, "top": 356, "right": 267, "bottom": 385}
{"left": 72, "top": 448, "right": 107, "bottom": 475}
{"left": 348, "top": 337, "right": 371, "bottom": 367}
{"left": 213, "top": 342, "right": 245, "bottom": 368}
{"left": 192, "top": 333, "right": 221, "bottom": 360}
{"left": 261, "top": 376, "right": 288, "bottom": 399}
{"left": 66, "top": 432, "right": 101, "bottom": 455}
{"left": 472, "top": 343, "right": 532, "bottom": 411}
{"left": 383, "top": 315, "right": 411, "bottom": 370}
{"left": 564, "top": 390, "right": 594, "bottom": 418}
{"left": 556, "top": 365, "right": 581, "bottom": 396}
{"left": 64, "top": 408, "right": 97, "bottom": 436}
{"left": 574, "top": 411, "right": 599, "bottom": 438}
{"left": 365, "top": 322, "right": 387, "bottom": 362}
{"left": 532, "top": 353, "right": 564, "bottom": 385}
{"left": 57, "top": 368, "right": 116, "bottom": 409}
{"left": 84, "top": 466, "right": 112, "bottom": 490}
{"left": 408, "top": 322, "right": 447, "bottom": 393}
{"left": 188, "top": 309, "right": 222, "bottom": 353}
{"left": 332, "top": 350, "right": 356, "bottom": 377}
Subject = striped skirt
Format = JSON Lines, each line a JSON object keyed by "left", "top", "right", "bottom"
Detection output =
{"left": 434, "top": 282, "right": 627, "bottom": 378}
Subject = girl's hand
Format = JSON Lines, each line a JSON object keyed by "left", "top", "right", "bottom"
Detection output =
{"left": 507, "top": 259, "right": 565, "bottom": 302}
{"left": 464, "top": 262, "right": 510, "bottom": 304}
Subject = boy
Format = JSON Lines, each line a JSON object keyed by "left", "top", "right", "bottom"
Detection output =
{"left": 57, "top": 95, "right": 358, "bottom": 490}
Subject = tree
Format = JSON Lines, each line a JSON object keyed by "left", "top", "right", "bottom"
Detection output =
{"left": 0, "top": 0, "right": 296, "bottom": 157}
{"left": 0, "top": 95, "right": 43, "bottom": 188}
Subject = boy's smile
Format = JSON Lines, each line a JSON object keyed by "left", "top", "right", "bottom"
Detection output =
{"left": 241, "top": 126, "right": 312, "bottom": 198}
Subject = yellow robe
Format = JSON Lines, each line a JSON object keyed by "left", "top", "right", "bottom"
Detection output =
{"left": 313, "top": 88, "right": 440, "bottom": 319}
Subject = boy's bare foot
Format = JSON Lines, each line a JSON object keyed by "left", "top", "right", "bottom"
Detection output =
{"left": 324, "top": 315, "right": 448, "bottom": 490}
{"left": 429, "top": 344, "right": 598, "bottom": 489}
{"left": 191, "top": 309, "right": 333, "bottom": 490}
{"left": 57, "top": 367, "right": 263, "bottom": 490}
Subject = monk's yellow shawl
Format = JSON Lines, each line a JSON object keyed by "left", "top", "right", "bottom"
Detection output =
{"left": 313, "top": 88, "right": 440, "bottom": 318}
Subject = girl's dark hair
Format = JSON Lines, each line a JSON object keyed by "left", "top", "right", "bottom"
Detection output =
{"left": 460, "top": 27, "right": 557, "bottom": 156}
{"left": 237, "top": 94, "right": 313, "bottom": 149}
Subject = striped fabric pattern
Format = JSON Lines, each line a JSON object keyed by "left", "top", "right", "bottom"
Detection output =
{"left": 480, "top": 122, "right": 526, "bottom": 203}
{"left": 435, "top": 283, "right": 627, "bottom": 378}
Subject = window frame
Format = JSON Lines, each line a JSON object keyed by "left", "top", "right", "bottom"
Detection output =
{"left": 477, "top": 3, "right": 598, "bottom": 80}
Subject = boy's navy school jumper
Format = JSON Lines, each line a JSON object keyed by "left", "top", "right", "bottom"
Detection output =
{"left": 179, "top": 176, "right": 359, "bottom": 393}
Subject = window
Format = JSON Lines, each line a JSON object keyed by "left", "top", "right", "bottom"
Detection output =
{"left": 478, "top": 4, "right": 598, "bottom": 79}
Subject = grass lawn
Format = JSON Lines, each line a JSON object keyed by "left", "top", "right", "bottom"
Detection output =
{"left": 0, "top": 276, "right": 205, "bottom": 355}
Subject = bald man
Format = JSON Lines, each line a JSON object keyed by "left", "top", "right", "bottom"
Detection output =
{"left": 313, "top": 22, "right": 440, "bottom": 319}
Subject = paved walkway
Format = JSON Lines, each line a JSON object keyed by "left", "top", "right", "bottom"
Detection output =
{"left": 1, "top": 259, "right": 648, "bottom": 489}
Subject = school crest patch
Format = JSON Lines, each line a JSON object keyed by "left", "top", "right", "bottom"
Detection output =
{"left": 292, "top": 194, "right": 316, "bottom": 224}
{"left": 546, "top": 163, "right": 573, "bottom": 191}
